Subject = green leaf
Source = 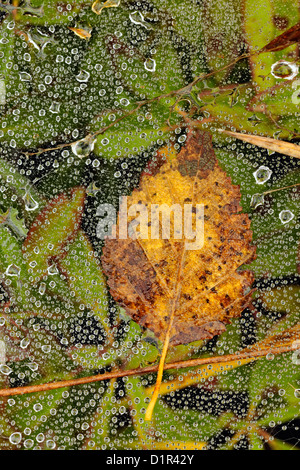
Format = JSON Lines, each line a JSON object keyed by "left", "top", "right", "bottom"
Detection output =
{"left": 118, "top": 376, "right": 220, "bottom": 449}
{"left": 58, "top": 231, "right": 109, "bottom": 326}
{"left": 257, "top": 285, "right": 299, "bottom": 324}
{"left": 249, "top": 81, "right": 300, "bottom": 135}
{"left": 93, "top": 111, "right": 173, "bottom": 160}
{"left": 248, "top": 354, "right": 300, "bottom": 426}
{"left": 201, "top": 85, "right": 292, "bottom": 139}
{"left": 22, "top": 187, "right": 85, "bottom": 279}
{"left": 201, "top": 0, "right": 245, "bottom": 83}
{"left": 83, "top": 380, "right": 116, "bottom": 450}
{"left": 13, "top": 0, "right": 87, "bottom": 26}
{"left": 108, "top": 34, "right": 185, "bottom": 100}
{"left": 248, "top": 431, "right": 265, "bottom": 450}
{"left": 0, "top": 157, "right": 45, "bottom": 226}
{"left": 0, "top": 226, "right": 30, "bottom": 307}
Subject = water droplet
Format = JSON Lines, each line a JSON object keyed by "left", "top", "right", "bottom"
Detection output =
{"left": 7, "top": 21, "right": 15, "bottom": 30}
{"left": 36, "top": 432, "right": 45, "bottom": 443}
{"left": 92, "top": 159, "right": 100, "bottom": 168}
{"left": 120, "top": 97, "right": 130, "bottom": 106}
{"left": 46, "top": 439, "right": 56, "bottom": 449}
{"left": 5, "top": 263, "right": 21, "bottom": 277}
{"left": 33, "top": 403, "right": 43, "bottom": 412}
{"left": 76, "top": 70, "right": 90, "bottom": 83}
{"left": 38, "top": 282, "right": 46, "bottom": 295}
{"left": 9, "top": 432, "right": 22, "bottom": 445}
{"left": 253, "top": 165, "right": 272, "bottom": 184}
{"left": 20, "top": 338, "right": 30, "bottom": 349}
{"left": 19, "top": 71, "right": 32, "bottom": 82}
{"left": 71, "top": 135, "right": 96, "bottom": 158}
{"left": 266, "top": 352, "right": 274, "bottom": 361}
{"left": 44, "top": 75, "right": 52, "bottom": 85}
{"left": 42, "top": 344, "right": 51, "bottom": 353}
{"left": 294, "top": 389, "right": 300, "bottom": 399}
{"left": 250, "top": 193, "right": 264, "bottom": 209}
{"left": 129, "top": 11, "right": 152, "bottom": 29}
{"left": 0, "top": 364, "right": 12, "bottom": 375}
{"left": 49, "top": 101, "right": 60, "bottom": 114}
{"left": 24, "top": 439, "right": 34, "bottom": 449}
{"left": 27, "top": 33, "right": 41, "bottom": 52}
{"left": 279, "top": 210, "right": 294, "bottom": 225}
{"left": 271, "top": 61, "right": 299, "bottom": 80}
{"left": 23, "top": 191, "right": 39, "bottom": 211}
{"left": 292, "top": 350, "right": 300, "bottom": 365}
{"left": 27, "top": 362, "right": 38, "bottom": 371}
{"left": 24, "top": 427, "right": 31, "bottom": 436}
{"left": 144, "top": 58, "right": 156, "bottom": 72}
{"left": 47, "top": 264, "right": 59, "bottom": 275}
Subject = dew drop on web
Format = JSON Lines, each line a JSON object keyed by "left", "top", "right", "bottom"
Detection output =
{"left": 250, "top": 193, "right": 264, "bottom": 209}
{"left": 144, "top": 58, "right": 156, "bottom": 72}
{"left": 271, "top": 60, "right": 299, "bottom": 80}
{"left": 279, "top": 209, "right": 294, "bottom": 225}
{"left": 5, "top": 263, "right": 21, "bottom": 277}
{"left": 253, "top": 165, "right": 272, "bottom": 184}
{"left": 71, "top": 135, "right": 96, "bottom": 158}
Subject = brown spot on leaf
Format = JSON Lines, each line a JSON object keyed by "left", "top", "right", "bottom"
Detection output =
{"left": 273, "top": 16, "right": 289, "bottom": 31}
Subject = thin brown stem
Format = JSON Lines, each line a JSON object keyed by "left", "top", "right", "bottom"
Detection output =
{"left": 263, "top": 183, "right": 300, "bottom": 196}
{"left": 0, "top": 343, "right": 294, "bottom": 398}
{"left": 24, "top": 52, "right": 255, "bottom": 158}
